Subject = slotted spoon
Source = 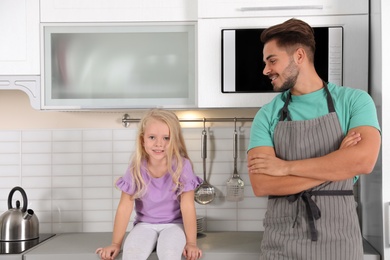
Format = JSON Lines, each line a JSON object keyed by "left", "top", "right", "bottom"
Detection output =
{"left": 226, "top": 119, "right": 244, "bottom": 201}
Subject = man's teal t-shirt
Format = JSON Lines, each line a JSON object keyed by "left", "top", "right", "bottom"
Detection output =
{"left": 248, "top": 82, "right": 381, "bottom": 150}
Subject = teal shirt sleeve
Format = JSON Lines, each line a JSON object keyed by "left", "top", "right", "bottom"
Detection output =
{"left": 248, "top": 104, "right": 277, "bottom": 151}
{"left": 347, "top": 89, "right": 381, "bottom": 132}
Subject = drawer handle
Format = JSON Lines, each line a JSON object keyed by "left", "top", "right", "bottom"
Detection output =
{"left": 237, "top": 5, "right": 323, "bottom": 11}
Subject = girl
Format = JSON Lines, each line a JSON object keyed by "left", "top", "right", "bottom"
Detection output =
{"left": 96, "top": 109, "right": 203, "bottom": 260}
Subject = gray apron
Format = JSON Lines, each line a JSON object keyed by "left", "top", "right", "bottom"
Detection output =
{"left": 260, "top": 83, "right": 363, "bottom": 260}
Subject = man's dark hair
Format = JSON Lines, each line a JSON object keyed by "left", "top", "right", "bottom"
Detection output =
{"left": 260, "top": 18, "right": 316, "bottom": 62}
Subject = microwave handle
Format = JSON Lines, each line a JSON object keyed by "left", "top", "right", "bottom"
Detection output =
{"left": 237, "top": 5, "right": 323, "bottom": 11}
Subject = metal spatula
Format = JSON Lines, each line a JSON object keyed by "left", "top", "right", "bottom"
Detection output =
{"left": 226, "top": 119, "right": 244, "bottom": 201}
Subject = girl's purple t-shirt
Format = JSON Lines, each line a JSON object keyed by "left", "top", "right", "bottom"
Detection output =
{"left": 116, "top": 158, "right": 202, "bottom": 225}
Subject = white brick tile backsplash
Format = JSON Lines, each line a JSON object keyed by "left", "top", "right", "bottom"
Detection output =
{"left": 83, "top": 141, "right": 113, "bottom": 153}
{"left": 83, "top": 152, "right": 112, "bottom": 164}
{"left": 83, "top": 210, "right": 112, "bottom": 222}
{"left": 113, "top": 129, "right": 136, "bottom": 140}
{"left": 0, "top": 141, "right": 20, "bottom": 153}
{"left": 22, "top": 176, "right": 52, "bottom": 188}
{"left": 22, "top": 153, "right": 51, "bottom": 165}
{"left": 112, "top": 152, "right": 131, "bottom": 164}
{"left": 82, "top": 176, "right": 112, "bottom": 188}
{"left": 53, "top": 223, "right": 83, "bottom": 234}
{"left": 83, "top": 187, "right": 113, "bottom": 199}
{"left": 52, "top": 141, "right": 82, "bottom": 153}
{"left": 53, "top": 176, "right": 83, "bottom": 188}
{"left": 83, "top": 164, "right": 112, "bottom": 176}
{"left": 52, "top": 153, "right": 83, "bottom": 165}
{"left": 83, "top": 199, "right": 112, "bottom": 211}
{"left": 0, "top": 177, "right": 21, "bottom": 189}
{"left": 52, "top": 188, "right": 83, "bottom": 200}
{"left": 0, "top": 127, "right": 267, "bottom": 233}
{"left": 52, "top": 165, "right": 83, "bottom": 176}
{"left": 0, "top": 153, "right": 20, "bottom": 165}
{"left": 53, "top": 199, "right": 83, "bottom": 211}
{"left": 206, "top": 220, "right": 237, "bottom": 231}
{"left": 0, "top": 165, "right": 20, "bottom": 176}
{"left": 52, "top": 130, "right": 82, "bottom": 141}
{"left": 22, "top": 165, "right": 51, "bottom": 176}
{"left": 113, "top": 140, "right": 135, "bottom": 152}
{"left": 83, "top": 130, "right": 112, "bottom": 141}
{"left": 0, "top": 131, "right": 20, "bottom": 141}
{"left": 22, "top": 131, "right": 52, "bottom": 141}
{"left": 52, "top": 210, "right": 83, "bottom": 223}
{"left": 22, "top": 142, "right": 51, "bottom": 153}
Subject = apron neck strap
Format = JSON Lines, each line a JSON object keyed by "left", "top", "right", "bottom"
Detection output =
{"left": 279, "top": 81, "right": 335, "bottom": 122}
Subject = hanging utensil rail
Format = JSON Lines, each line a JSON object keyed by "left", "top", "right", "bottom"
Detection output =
{"left": 122, "top": 114, "right": 254, "bottom": 127}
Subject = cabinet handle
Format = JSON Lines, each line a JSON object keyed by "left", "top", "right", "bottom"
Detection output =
{"left": 237, "top": 5, "right": 323, "bottom": 11}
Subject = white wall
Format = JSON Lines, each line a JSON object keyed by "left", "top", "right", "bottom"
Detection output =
{"left": 0, "top": 122, "right": 267, "bottom": 234}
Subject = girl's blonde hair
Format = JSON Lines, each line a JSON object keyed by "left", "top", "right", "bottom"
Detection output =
{"left": 129, "top": 109, "right": 191, "bottom": 199}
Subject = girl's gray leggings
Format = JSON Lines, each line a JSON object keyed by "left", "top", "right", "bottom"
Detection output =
{"left": 122, "top": 223, "right": 186, "bottom": 260}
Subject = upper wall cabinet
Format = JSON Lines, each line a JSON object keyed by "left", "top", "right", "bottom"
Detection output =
{"left": 40, "top": 0, "right": 197, "bottom": 22}
{"left": 198, "top": 0, "right": 368, "bottom": 18}
{"left": 0, "top": 0, "right": 40, "bottom": 75}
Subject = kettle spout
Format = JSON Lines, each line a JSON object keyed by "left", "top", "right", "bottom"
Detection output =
{"left": 23, "top": 209, "right": 35, "bottom": 220}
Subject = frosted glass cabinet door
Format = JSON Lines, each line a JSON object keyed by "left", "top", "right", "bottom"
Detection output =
{"left": 42, "top": 23, "right": 196, "bottom": 109}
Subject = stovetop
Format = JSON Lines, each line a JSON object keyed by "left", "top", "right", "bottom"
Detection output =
{"left": 0, "top": 234, "right": 56, "bottom": 254}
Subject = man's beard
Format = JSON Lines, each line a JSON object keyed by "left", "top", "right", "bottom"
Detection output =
{"left": 273, "top": 59, "right": 299, "bottom": 92}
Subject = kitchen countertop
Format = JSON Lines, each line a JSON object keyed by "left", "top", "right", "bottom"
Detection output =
{"left": 22, "top": 231, "right": 380, "bottom": 260}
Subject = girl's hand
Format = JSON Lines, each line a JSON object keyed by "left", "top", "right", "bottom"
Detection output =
{"left": 95, "top": 244, "right": 121, "bottom": 260}
{"left": 183, "top": 242, "right": 202, "bottom": 260}
{"left": 339, "top": 131, "right": 361, "bottom": 150}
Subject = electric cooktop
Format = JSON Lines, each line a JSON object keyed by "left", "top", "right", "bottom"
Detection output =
{"left": 0, "top": 234, "right": 56, "bottom": 254}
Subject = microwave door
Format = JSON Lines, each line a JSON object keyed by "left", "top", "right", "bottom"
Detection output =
{"left": 221, "top": 28, "right": 274, "bottom": 93}
{"left": 221, "top": 27, "right": 343, "bottom": 94}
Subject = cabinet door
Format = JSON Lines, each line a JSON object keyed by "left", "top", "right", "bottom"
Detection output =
{"left": 0, "top": 0, "right": 40, "bottom": 75}
{"left": 40, "top": 0, "right": 197, "bottom": 22}
{"left": 198, "top": 0, "right": 368, "bottom": 18}
{"left": 41, "top": 23, "right": 196, "bottom": 110}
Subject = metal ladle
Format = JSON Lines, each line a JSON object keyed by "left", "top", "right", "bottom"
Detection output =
{"left": 195, "top": 119, "right": 216, "bottom": 205}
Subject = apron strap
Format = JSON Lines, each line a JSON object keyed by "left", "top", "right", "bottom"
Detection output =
{"left": 279, "top": 92, "right": 292, "bottom": 121}
{"left": 279, "top": 81, "right": 335, "bottom": 121}
{"left": 269, "top": 190, "right": 353, "bottom": 241}
{"left": 323, "top": 81, "right": 336, "bottom": 113}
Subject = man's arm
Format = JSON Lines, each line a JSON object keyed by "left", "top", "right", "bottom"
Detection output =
{"left": 248, "top": 146, "right": 325, "bottom": 196}
{"left": 247, "top": 126, "right": 380, "bottom": 197}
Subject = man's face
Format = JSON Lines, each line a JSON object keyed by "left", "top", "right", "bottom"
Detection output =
{"left": 262, "top": 39, "right": 299, "bottom": 92}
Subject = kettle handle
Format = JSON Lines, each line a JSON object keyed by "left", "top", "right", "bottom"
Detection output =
{"left": 8, "top": 186, "right": 28, "bottom": 213}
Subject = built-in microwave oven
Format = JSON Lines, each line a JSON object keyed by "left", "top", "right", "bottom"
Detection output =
{"left": 197, "top": 12, "right": 369, "bottom": 108}
{"left": 221, "top": 27, "right": 343, "bottom": 93}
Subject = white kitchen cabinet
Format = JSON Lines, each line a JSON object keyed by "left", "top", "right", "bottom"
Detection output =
{"left": 198, "top": 0, "right": 368, "bottom": 18}
{"left": 0, "top": 0, "right": 40, "bottom": 75}
{"left": 40, "top": 23, "right": 196, "bottom": 110}
{"left": 40, "top": 0, "right": 197, "bottom": 23}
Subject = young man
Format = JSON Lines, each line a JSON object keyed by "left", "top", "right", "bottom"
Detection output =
{"left": 247, "top": 18, "right": 381, "bottom": 260}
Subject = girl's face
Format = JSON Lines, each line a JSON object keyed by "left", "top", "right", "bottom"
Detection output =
{"left": 142, "top": 119, "right": 170, "bottom": 163}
